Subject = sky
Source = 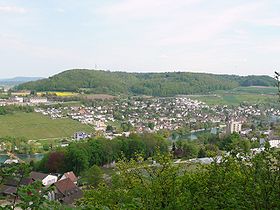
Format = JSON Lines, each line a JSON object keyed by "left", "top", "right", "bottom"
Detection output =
{"left": 0, "top": 0, "right": 280, "bottom": 78}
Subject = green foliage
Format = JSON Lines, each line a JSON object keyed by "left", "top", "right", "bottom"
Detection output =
{"left": 120, "top": 122, "right": 133, "bottom": 132}
{"left": 0, "top": 107, "right": 8, "bottom": 115}
{"left": 81, "top": 165, "right": 103, "bottom": 187}
{"left": 0, "top": 136, "right": 34, "bottom": 154}
{"left": 174, "top": 140, "right": 199, "bottom": 159}
{"left": 219, "top": 133, "right": 251, "bottom": 154}
{"left": 37, "top": 133, "right": 169, "bottom": 176}
{"left": 147, "top": 122, "right": 155, "bottom": 130}
{"left": 65, "top": 143, "right": 90, "bottom": 175}
{"left": 16, "top": 69, "right": 274, "bottom": 96}
{"left": 78, "top": 148, "right": 280, "bottom": 209}
{"left": 0, "top": 105, "right": 33, "bottom": 115}
{"left": 15, "top": 181, "right": 59, "bottom": 210}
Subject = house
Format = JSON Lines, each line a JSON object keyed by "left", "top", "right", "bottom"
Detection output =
{"left": 4, "top": 159, "right": 19, "bottom": 164}
{"left": 74, "top": 132, "right": 90, "bottom": 141}
{"left": 260, "top": 138, "right": 280, "bottom": 149}
{"left": 240, "top": 129, "right": 252, "bottom": 135}
{"left": 0, "top": 177, "right": 33, "bottom": 197}
{"left": 54, "top": 178, "right": 83, "bottom": 205}
{"left": 30, "top": 171, "right": 58, "bottom": 186}
{"left": 0, "top": 179, "right": 18, "bottom": 197}
{"left": 60, "top": 171, "right": 78, "bottom": 184}
{"left": 268, "top": 139, "right": 280, "bottom": 148}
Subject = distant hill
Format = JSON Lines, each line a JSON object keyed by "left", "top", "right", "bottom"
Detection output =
{"left": 15, "top": 69, "right": 275, "bottom": 96}
{"left": 0, "top": 77, "right": 43, "bottom": 86}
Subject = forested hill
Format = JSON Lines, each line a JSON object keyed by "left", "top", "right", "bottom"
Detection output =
{"left": 0, "top": 77, "right": 43, "bottom": 86}
{"left": 16, "top": 69, "right": 275, "bottom": 96}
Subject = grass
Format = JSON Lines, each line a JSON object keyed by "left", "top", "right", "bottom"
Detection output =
{"left": 0, "top": 112, "right": 94, "bottom": 140}
{"left": 229, "top": 86, "right": 278, "bottom": 95}
{"left": 189, "top": 86, "right": 277, "bottom": 106}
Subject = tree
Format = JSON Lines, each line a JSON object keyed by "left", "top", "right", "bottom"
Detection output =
{"left": 147, "top": 122, "right": 155, "bottom": 130}
{"left": 15, "top": 181, "right": 60, "bottom": 210}
{"left": 45, "top": 151, "right": 66, "bottom": 173}
{"left": 106, "top": 125, "right": 114, "bottom": 132}
{"left": 78, "top": 148, "right": 280, "bottom": 209}
{"left": 65, "top": 143, "right": 89, "bottom": 175}
{"left": 182, "top": 142, "right": 199, "bottom": 159}
{"left": 0, "top": 107, "right": 7, "bottom": 115}
{"left": 78, "top": 152, "right": 182, "bottom": 209}
{"left": 82, "top": 165, "right": 103, "bottom": 187}
{"left": 197, "top": 147, "right": 206, "bottom": 158}
{"left": 275, "top": 71, "right": 280, "bottom": 101}
{"left": 120, "top": 122, "right": 133, "bottom": 132}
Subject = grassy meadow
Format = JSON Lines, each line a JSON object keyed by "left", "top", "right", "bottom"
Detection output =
{"left": 189, "top": 86, "right": 278, "bottom": 106}
{"left": 0, "top": 112, "right": 93, "bottom": 140}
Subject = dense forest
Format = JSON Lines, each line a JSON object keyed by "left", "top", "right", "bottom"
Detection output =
{"left": 15, "top": 69, "right": 275, "bottom": 96}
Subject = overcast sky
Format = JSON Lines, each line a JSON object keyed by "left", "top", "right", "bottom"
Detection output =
{"left": 0, "top": 0, "right": 280, "bottom": 78}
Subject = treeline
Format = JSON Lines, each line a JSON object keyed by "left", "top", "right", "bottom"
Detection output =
{"left": 16, "top": 69, "right": 275, "bottom": 96}
{"left": 78, "top": 147, "right": 280, "bottom": 209}
{"left": 172, "top": 132, "right": 259, "bottom": 159}
{"left": 0, "top": 105, "right": 33, "bottom": 115}
{"left": 218, "top": 74, "right": 276, "bottom": 87}
{"left": 35, "top": 133, "right": 169, "bottom": 175}
{"left": 0, "top": 136, "right": 41, "bottom": 154}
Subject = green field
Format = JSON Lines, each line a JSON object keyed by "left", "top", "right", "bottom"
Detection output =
{"left": 0, "top": 112, "right": 94, "bottom": 140}
{"left": 222, "top": 86, "right": 278, "bottom": 95}
{"left": 189, "top": 86, "right": 278, "bottom": 106}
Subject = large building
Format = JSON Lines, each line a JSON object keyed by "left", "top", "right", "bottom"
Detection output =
{"left": 226, "top": 121, "right": 242, "bottom": 134}
{"left": 29, "top": 97, "right": 48, "bottom": 104}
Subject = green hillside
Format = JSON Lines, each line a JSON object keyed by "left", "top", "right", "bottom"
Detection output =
{"left": 0, "top": 112, "right": 93, "bottom": 140}
{"left": 189, "top": 86, "right": 278, "bottom": 105}
{"left": 16, "top": 69, "right": 275, "bottom": 97}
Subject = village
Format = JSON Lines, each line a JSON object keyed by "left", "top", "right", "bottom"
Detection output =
{"left": 31, "top": 96, "right": 280, "bottom": 144}
{"left": 1, "top": 93, "right": 280, "bottom": 148}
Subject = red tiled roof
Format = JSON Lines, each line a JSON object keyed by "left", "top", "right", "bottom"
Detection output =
{"left": 20, "top": 177, "right": 34, "bottom": 186}
{"left": 54, "top": 178, "right": 83, "bottom": 205}
{"left": 30, "top": 171, "right": 48, "bottom": 181}
{"left": 63, "top": 171, "right": 78, "bottom": 183}
{"left": 0, "top": 185, "right": 17, "bottom": 195}
{"left": 54, "top": 178, "right": 77, "bottom": 195}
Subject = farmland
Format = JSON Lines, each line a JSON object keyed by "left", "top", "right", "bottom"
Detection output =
{"left": 37, "top": 91, "right": 78, "bottom": 97}
{"left": 0, "top": 112, "right": 93, "bottom": 140}
{"left": 188, "top": 86, "right": 278, "bottom": 106}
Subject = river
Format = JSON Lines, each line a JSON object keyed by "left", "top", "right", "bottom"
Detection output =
{"left": 0, "top": 153, "right": 44, "bottom": 163}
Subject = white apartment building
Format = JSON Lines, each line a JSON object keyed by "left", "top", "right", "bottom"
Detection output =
{"left": 226, "top": 121, "right": 242, "bottom": 134}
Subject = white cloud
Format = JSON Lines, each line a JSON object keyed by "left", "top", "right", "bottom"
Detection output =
{"left": 55, "top": 8, "right": 65, "bottom": 13}
{"left": 96, "top": 0, "right": 202, "bottom": 19}
{"left": 252, "top": 17, "right": 280, "bottom": 27}
{"left": 156, "top": 2, "right": 264, "bottom": 46}
{"left": 0, "top": 6, "right": 27, "bottom": 14}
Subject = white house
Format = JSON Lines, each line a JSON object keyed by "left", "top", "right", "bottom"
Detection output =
{"left": 30, "top": 172, "right": 58, "bottom": 186}
{"left": 268, "top": 139, "right": 280, "bottom": 148}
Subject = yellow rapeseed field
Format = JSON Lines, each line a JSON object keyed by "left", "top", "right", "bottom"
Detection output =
{"left": 37, "top": 92, "right": 77, "bottom": 97}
